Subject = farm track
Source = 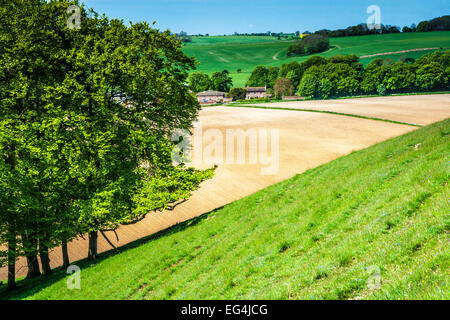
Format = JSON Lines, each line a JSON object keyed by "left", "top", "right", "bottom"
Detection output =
{"left": 360, "top": 47, "right": 440, "bottom": 58}
{"left": 1, "top": 94, "right": 449, "bottom": 280}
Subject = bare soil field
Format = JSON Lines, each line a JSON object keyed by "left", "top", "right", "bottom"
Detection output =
{"left": 3, "top": 94, "right": 448, "bottom": 279}
{"left": 251, "top": 94, "right": 450, "bottom": 126}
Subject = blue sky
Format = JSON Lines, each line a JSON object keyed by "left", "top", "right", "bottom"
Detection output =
{"left": 81, "top": 0, "right": 449, "bottom": 35}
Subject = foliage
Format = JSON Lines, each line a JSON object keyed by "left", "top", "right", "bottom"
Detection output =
{"left": 188, "top": 72, "right": 212, "bottom": 93}
{"left": 287, "top": 34, "right": 329, "bottom": 57}
{"left": 298, "top": 74, "right": 319, "bottom": 98}
{"left": 286, "top": 41, "right": 304, "bottom": 56}
{"left": 300, "top": 62, "right": 362, "bottom": 98}
{"left": 293, "top": 50, "right": 450, "bottom": 98}
{"left": 211, "top": 70, "right": 233, "bottom": 92}
{"left": 273, "top": 78, "right": 294, "bottom": 98}
{"left": 0, "top": 0, "right": 214, "bottom": 285}
{"left": 377, "top": 83, "right": 387, "bottom": 96}
{"left": 246, "top": 66, "right": 279, "bottom": 88}
{"left": 228, "top": 88, "right": 247, "bottom": 101}
{"left": 415, "top": 62, "right": 447, "bottom": 91}
{"left": 316, "top": 23, "right": 402, "bottom": 38}
{"left": 318, "top": 79, "right": 334, "bottom": 99}
{"left": 4, "top": 119, "right": 449, "bottom": 300}
{"left": 383, "top": 63, "right": 416, "bottom": 93}
{"left": 416, "top": 16, "right": 450, "bottom": 33}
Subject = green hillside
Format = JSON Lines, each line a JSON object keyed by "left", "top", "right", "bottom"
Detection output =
{"left": 183, "top": 31, "right": 450, "bottom": 87}
{"left": 2, "top": 118, "right": 449, "bottom": 300}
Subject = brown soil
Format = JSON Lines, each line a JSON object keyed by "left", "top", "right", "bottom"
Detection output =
{"left": 252, "top": 94, "right": 450, "bottom": 126}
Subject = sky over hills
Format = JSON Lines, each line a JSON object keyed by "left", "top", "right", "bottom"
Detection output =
{"left": 82, "top": 0, "right": 449, "bottom": 35}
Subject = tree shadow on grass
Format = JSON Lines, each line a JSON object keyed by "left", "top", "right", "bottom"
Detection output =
{"left": 0, "top": 205, "right": 224, "bottom": 300}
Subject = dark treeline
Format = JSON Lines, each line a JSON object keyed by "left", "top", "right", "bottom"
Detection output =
{"left": 188, "top": 15, "right": 450, "bottom": 39}
{"left": 315, "top": 23, "right": 400, "bottom": 38}
{"left": 317, "top": 15, "right": 450, "bottom": 38}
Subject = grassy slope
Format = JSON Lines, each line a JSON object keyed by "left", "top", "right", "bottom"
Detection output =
{"left": 183, "top": 31, "right": 450, "bottom": 87}
{"left": 2, "top": 118, "right": 449, "bottom": 300}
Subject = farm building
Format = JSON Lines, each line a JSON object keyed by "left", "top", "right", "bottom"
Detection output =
{"left": 196, "top": 90, "right": 227, "bottom": 104}
{"left": 246, "top": 86, "right": 267, "bottom": 99}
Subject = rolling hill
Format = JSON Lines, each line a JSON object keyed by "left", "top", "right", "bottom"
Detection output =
{"left": 2, "top": 118, "right": 448, "bottom": 300}
{"left": 182, "top": 31, "right": 450, "bottom": 87}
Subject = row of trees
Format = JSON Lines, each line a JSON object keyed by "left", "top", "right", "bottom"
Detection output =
{"left": 175, "top": 31, "right": 192, "bottom": 43}
{"left": 180, "top": 15, "right": 449, "bottom": 42}
{"left": 298, "top": 51, "right": 450, "bottom": 98}
{"left": 245, "top": 51, "right": 449, "bottom": 100}
{"left": 404, "top": 16, "right": 450, "bottom": 33}
{"left": 188, "top": 70, "right": 233, "bottom": 93}
{"left": 0, "top": 0, "right": 214, "bottom": 290}
{"left": 314, "top": 23, "right": 400, "bottom": 38}
{"left": 246, "top": 55, "right": 346, "bottom": 90}
{"left": 313, "top": 16, "right": 450, "bottom": 38}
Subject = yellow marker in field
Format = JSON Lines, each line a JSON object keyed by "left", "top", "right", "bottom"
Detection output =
{"left": 299, "top": 34, "right": 309, "bottom": 39}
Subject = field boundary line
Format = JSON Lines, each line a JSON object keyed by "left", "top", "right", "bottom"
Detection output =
{"left": 225, "top": 104, "right": 424, "bottom": 127}
{"left": 360, "top": 47, "right": 440, "bottom": 59}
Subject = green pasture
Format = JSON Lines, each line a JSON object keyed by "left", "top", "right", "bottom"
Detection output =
{"left": 183, "top": 31, "right": 450, "bottom": 87}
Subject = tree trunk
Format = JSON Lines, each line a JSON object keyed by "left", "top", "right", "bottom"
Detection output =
{"left": 62, "top": 240, "right": 70, "bottom": 269}
{"left": 5, "top": 147, "right": 17, "bottom": 290}
{"left": 23, "top": 231, "right": 41, "bottom": 279}
{"left": 88, "top": 231, "right": 98, "bottom": 261}
{"left": 6, "top": 235, "right": 17, "bottom": 291}
{"left": 39, "top": 247, "right": 52, "bottom": 275}
{"left": 26, "top": 255, "right": 41, "bottom": 279}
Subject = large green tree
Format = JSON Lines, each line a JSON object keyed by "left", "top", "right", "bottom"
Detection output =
{"left": 188, "top": 72, "right": 212, "bottom": 93}
{"left": 211, "top": 70, "right": 233, "bottom": 92}
{"left": 0, "top": 0, "right": 214, "bottom": 289}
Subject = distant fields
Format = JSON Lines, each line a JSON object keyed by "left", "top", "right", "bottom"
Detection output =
{"left": 3, "top": 118, "right": 449, "bottom": 300}
{"left": 182, "top": 31, "right": 450, "bottom": 87}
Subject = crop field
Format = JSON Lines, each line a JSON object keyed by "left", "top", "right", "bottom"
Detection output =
{"left": 2, "top": 0, "right": 449, "bottom": 304}
{"left": 250, "top": 94, "right": 450, "bottom": 126}
{"left": 1, "top": 94, "right": 449, "bottom": 300}
{"left": 182, "top": 31, "right": 450, "bottom": 87}
{"left": 2, "top": 115, "right": 449, "bottom": 300}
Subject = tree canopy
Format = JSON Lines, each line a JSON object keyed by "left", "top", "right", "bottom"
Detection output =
{"left": 0, "top": 0, "right": 214, "bottom": 289}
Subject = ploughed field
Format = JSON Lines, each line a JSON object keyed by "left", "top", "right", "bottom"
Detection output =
{"left": 3, "top": 109, "right": 449, "bottom": 300}
{"left": 1, "top": 94, "right": 449, "bottom": 282}
{"left": 250, "top": 94, "right": 450, "bottom": 126}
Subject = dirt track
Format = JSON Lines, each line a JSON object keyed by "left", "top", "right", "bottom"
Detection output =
{"left": 1, "top": 94, "right": 449, "bottom": 280}
{"left": 360, "top": 48, "right": 440, "bottom": 59}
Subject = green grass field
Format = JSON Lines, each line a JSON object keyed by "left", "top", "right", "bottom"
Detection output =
{"left": 183, "top": 31, "right": 450, "bottom": 87}
{"left": 2, "top": 117, "right": 448, "bottom": 300}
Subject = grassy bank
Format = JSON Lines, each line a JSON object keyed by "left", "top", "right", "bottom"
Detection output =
{"left": 2, "top": 119, "right": 449, "bottom": 300}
